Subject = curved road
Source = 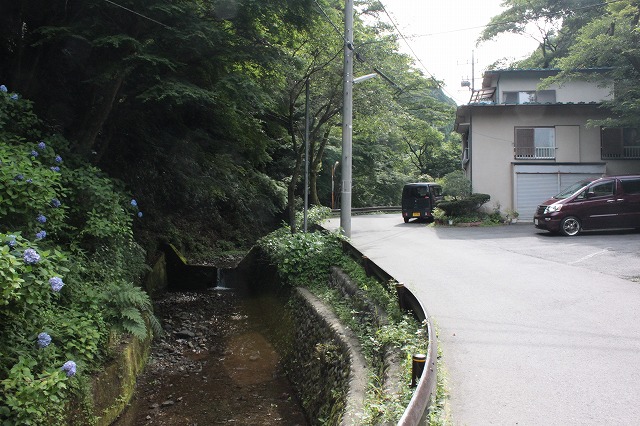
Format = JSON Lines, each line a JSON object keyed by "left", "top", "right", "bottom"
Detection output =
{"left": 324, "top": 214, "right": 640, "bottom": 426}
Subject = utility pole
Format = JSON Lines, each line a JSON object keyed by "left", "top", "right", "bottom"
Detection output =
{"left": 303, "top": 78, "right": 310, "bottom": 233}
{"left": 341, "top": 0, "right": 353, "bottom": 238}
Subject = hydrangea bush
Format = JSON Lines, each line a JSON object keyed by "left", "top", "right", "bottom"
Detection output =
{"left": 0, "top": 86, "right": 154, "bottom": 424}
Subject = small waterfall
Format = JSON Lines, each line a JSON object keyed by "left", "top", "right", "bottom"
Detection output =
{"left": 211, "top": 268, "right": 232, "bottom": 291}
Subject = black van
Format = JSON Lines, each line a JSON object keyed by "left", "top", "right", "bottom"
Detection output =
{"left": 401, "top": 183, "right": 444, "bottom": 223}
{"left": 534, "top": 175, "right": 640, "bottom": 236}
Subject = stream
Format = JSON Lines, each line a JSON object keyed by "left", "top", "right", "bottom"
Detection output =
{"left": 113, "top": 287, "right": 309, "bottom": 425}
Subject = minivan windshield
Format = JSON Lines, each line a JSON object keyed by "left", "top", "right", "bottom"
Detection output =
{"left": 554, "top": 179, "right": 594, "bottom": 199}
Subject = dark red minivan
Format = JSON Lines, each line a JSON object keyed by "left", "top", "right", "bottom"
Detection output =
{"left": 534, "top": 175, "right": 640, "bottom": 236}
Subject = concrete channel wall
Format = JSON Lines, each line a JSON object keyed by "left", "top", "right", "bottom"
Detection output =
{"left": 96, "top": 241, "right": 436, "bottom": 425}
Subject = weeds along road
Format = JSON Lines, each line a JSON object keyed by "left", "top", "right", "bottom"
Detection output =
{"left": 324, "top": 214, "right": 640, "bottom": 426}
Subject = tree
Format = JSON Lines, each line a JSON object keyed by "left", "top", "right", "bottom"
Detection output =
{"left": 478, "top": 0, "right": 606, "bottom": 68}
{"left": 550, "top": 0, "right": 640, "bottom": 129}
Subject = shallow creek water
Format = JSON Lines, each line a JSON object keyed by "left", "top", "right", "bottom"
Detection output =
{"left": 113, "top": 289, "right": 308, "bottom": 425}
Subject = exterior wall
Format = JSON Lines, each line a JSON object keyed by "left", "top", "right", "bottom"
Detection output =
{"left": 494, "top": 74, "right": 612, "bottom": 103}
{"left": 606, "top": 160, "right": 640, "bottom": 175}
{"left": 555, "top": 80, "right": 612, "bottom": 103}
{"left": 469, "top": 109, "right": 515, "bottom": 210}
{"left": 468, "top": 104, "right": 610, "bottom": 211}
{"left": 555, "top": 125, "right": 580, "bottom": 162}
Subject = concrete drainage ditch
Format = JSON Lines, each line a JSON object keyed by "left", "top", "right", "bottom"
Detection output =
{"left": 98, "top": 242, "right": 436, "bottom": 425}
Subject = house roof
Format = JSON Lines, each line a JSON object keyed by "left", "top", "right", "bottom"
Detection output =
{"left": 480, "top": 67, "right": 613, "bottom": 90}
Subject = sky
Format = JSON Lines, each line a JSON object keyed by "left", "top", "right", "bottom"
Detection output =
{"left": 380, "top": 0, "right": 539, "bottom": 104}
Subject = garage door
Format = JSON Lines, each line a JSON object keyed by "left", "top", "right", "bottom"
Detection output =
{"left": 516, "top": 172, "right": 603, "bottom": 220}
{"left": 516, "top": 174, "right": 558, "bottom": 220}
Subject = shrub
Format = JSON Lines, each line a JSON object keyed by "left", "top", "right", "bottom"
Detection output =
{"left": 436, "top": 193, "right": 490, "bottom": 217}
{"left": 439, "top": 170, "right": 471, "bottom": 199}
{"left": 0, "top": 85, "right": 155, "bottom": 424}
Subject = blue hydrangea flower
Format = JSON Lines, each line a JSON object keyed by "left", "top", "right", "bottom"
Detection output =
{"left": 49, "top": 277, "right": 64, "bottom": 292}
{"left": 37, "top": 332, "right": 52, "bottom": 348}
{"left": 137, "top": 211, "right": 143, "bottom": 218}
{"left": 26, "top": 178, "right": 32, "bottom": 183}
{"left": 51, "top": 198, "right": 61, "bottom": 208}
{"left": 23, "top": 248, "right": 40, "bottom": 264}
{"left": 61, "top": 361, "right": 76, "bottom": 377}
{"left": 54, "top": 155, "right": 62, "bottom": 163}
{"left": 10, "top": 94, "right": 18, "bottom": 100}
{"left": 35, "top": 230, "right": 47, "bottom": 240}
{"left": 50, "top": 166, "right": 60, "bottom": 172}
{"left": 130, "top": 199, "right": 137, "bottom": 207}
{"left": 0, "top": 85, "right": 7, "bottom": 92}
{"left": 30, "top": 150, "right": 38, "bottom": 157}
{"left": 38, "top": 141, "right": 46, "bottom": 150}
{"left": 7, "top": 235, "right": 17, "bottom": 248}
{"left": 14, "top": 174, "right": 23, "bottom": 181}
{"left": 36, "top": 214, "right": 47, "bottom": 224}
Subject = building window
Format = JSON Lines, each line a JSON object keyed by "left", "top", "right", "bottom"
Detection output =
{"left": 601, "top": 128, "right": 640, "bottom": 159}
{"left": 503, "top": 90, "right": 556, "bottom": 104}
{"left": 515, "top": 127, "right": 556, "bottom": 159}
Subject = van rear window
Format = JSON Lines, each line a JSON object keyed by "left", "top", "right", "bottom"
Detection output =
{"left": 412, "top": 187, "right": 429, "bottom": 197}
{"left": 621, "top": 179, "right": 640, "bottom": 194}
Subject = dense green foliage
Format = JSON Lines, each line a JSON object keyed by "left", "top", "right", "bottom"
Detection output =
{"left": 0, "top": 0, "right": 459, "bottom": 259}
{"left": 257, "top": 208, "right": 429, "bottom": 424}
{"left": 0, "top": 87, "right": 155, "bottom": 425}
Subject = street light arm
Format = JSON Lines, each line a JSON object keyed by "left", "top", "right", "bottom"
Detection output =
{"left": 353, "top": 73, "right": 378, "bottom": 84}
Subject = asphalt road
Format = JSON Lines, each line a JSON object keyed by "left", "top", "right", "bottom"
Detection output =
{"left": 324, "top": 215, "right": 640, "bottom": 426}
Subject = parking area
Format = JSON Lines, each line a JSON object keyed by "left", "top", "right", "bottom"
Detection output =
{"left": 430, "top": 222, "right": 640, "bottom": 281}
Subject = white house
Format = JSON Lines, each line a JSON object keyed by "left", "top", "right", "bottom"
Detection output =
{"left": 454, "top": 68, "right": 640, "bottom": 220}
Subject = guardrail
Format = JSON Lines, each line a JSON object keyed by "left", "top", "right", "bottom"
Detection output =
{"left": 331, "top": 206, "right": 401, "bottom": 215}
{"left": 329, "top": 233, "right": 437, "bottom": 425}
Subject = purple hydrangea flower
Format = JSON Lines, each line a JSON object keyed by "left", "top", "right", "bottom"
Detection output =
{"left": 54, "top": 155, "right": 62, "bottom": 163}
{"left": 0, "top": 85, "right": 7, "bottom": 92}
{"left": 50, "top": 166, "right": 60, "bottom": 172}
{"left": 10, "top": 94, "right": 18, "bottom": 101}
{"left": 51, "top": 198, "right": 61, "bottom": 208}
{"left": 35, "top": 230, "right": 47, "bottom": 240}
{"left": 7, "top": 235, "right": 17, "bottom": 248}
{"left": 137, "top": 211, "right": 143, "bottom": 218}
{"left": 36, "top": 214, "right": 47, "bottom": 224}
{"left": 23, "top": 248, "right": 40, "bottom": 264}
{"left": 30, "top": 150, "right": 38, "bottom": 157}
{"left": 61, "top": 361, "right": 76, "bottom": 377}
{"left": 130, "top": 199, "right": 138, "bottom": 207}
{"left": 37, "top": 332, "right": 52, "bottom": 348}
{"left": 49, "top": 277, "right": 64, "bottom": 292}
{"left": 38, "top": 141, "right": 46, "bottom": 150}
{"left": 14, "top": 174, "right": 23, "bottom": 181}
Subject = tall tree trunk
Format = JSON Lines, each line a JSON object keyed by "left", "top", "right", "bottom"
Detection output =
{"left": 288, "top": 139, "right": 304, "bottom": 234}
{"left": 74, "top": 72, "right": 125, "bottom": 160}
{"left": 310, "top": 127, "right": 332, "bottom": 206}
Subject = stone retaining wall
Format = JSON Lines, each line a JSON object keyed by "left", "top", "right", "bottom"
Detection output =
{"left": 286, "top": 287, "right": 368, "bottom": 426}
{"left": 284, "top": 266, "right": 408, "bottom": 425}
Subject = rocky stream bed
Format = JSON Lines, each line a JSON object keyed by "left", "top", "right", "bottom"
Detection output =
{"left": 113, "top": 289, "right": 308, "bottom": 425}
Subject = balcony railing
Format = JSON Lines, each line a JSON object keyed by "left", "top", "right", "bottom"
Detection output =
{"left": 515, "top": 146, "right": 556, "bottom": 159}
{"left": 602, "top": 145, "right": 640, "bottom": 159}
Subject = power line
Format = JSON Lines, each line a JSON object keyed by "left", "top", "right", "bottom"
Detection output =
{"left": 378, "top": 1, "right": 457, "bottom": 100}
{"left": 313, "top": 0, "right": 346, "bottom": 42}
{"left": 405, "top": 0, "right": 624, "bottom": 41}
{"left": 103, "top": 0, "right": 172, "bottom": 29}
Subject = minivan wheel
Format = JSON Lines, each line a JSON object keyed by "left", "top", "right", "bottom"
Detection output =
{"left": 560, "top": 216, "right": 581, "bottom": 236}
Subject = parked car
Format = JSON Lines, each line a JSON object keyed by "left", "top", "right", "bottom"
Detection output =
{"left": 401, "top": 183, "right": 444, "bottom": 223}
{"left": 534, "top": 175, "right": 640, "bottom": 236}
